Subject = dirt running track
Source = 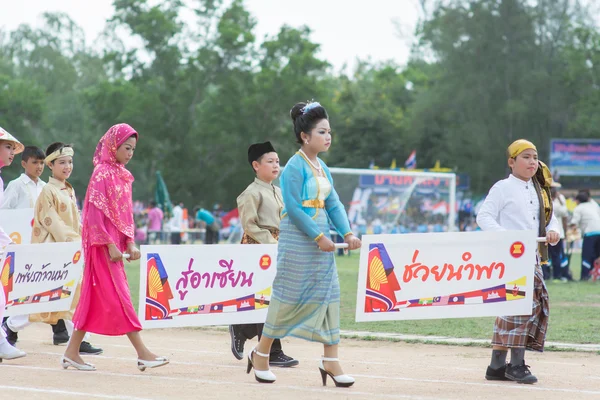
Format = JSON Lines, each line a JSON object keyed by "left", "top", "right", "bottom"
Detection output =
{"left": 1, "top": 324, "right": 599, "bottom": 400}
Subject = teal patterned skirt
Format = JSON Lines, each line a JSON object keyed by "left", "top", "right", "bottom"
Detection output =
{"left": 262, "top": 211, "right": 340, "bottom": 345}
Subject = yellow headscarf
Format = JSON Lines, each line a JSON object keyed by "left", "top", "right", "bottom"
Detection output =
{"left": 507, "top": 139, "right": 536, "bottom": 159}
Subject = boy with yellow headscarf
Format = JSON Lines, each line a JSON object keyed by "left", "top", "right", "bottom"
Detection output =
{"left": 477, "top": 139, "right": 560, "bottom": 384}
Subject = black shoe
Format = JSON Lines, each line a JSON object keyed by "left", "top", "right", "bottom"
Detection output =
{"left": 269, "top": 351, "right": 299, "bottom": 368}
{"left": 51, "top": 319, "right": 67, "bottom": 333}
{"left": 53, "top": 330, "right": 70, "bottom": 345}
{"left": 505, "top": 362, "right": 538, "bottom": 384}
{"left": 229, "top": 325, "right": 246, "bottom": 360}
{"left": 485, "top": 364, "right": 509, "bottom": 381}
{"left": 1, "top": 321, "right": 18, "bottom": 346}
{"left": 79, "top": 341, "right": 103, "bottom": 355}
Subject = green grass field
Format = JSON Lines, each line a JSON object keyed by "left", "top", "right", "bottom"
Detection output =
{"left": 125, "top": 252, "right": 600, "bottom": 344}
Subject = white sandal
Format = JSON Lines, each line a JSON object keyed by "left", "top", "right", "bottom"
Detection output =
{"left": 61, "top": 356, "right": 96, "bottom": 371}
{"left": 137, "top": 356, "right": 169, "bottom": 371}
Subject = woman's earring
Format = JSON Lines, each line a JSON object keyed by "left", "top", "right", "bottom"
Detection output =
{"left": 305, "top": 141, "right": 309, "bottom": 145}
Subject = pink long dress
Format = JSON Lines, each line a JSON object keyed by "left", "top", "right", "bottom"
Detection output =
{"left": 73, "top": 123, "right": 142, "bottom": 335}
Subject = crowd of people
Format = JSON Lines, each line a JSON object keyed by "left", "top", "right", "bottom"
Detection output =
{"left": 0, "top": 101, "right": 363, "bottom": 387}
{"left": 0, "top": 102, "right": 596, "bottom": 388}
{"left": 0, "top": 124, "right": 168, "bottom": 371}
{"left": 133, "top": 202, "right": 233, "bottom": 245}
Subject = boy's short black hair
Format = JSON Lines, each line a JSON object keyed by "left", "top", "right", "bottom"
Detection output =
{"left": 22, "top": 146, "right": 45, "bottom": 162}
{"left": 576, "top": 191, "right": 590, "bottom": 203}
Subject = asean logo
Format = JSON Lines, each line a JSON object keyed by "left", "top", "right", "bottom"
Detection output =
{"left": 73, "top": 251, "right": 82, "bottom": 264}
{"left": 510, "top": 242, "right": 525, "bottom": 258}
{"left": 259, "top": 254, "right": 272, "bottom": 270}
{"left": 9, "top": 232, "right": 22, "bottom": 244}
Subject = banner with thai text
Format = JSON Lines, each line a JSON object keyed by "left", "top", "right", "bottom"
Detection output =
{"left": 140, "top": 244, "right": 277, "bottom": 329}
{"left": 356, "top": 231, "right": 537, "bottom": 321}
{"left": 1, "top": 242, "right": 83, "bottom": 316}
{"left": 0, "top": 208, "right": 34, "bottom": 245}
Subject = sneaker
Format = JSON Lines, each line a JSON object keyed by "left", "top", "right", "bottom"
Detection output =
{"left": 269, "top": 350, "right": 299, "bottom": 368}
{"left": 53, "top": 330, "right": 70, "bottom": 345}
{"left": 229, "top": 325, "right": 245, "bottom": 360}
{"left": 79, "top": 341, "right": 103, "bottom": 355}
{"left": 2, "top": 321, "right": 19, "bottom": 347}
{"left": 485, "top": 365, "right": 509, "bottom": 381}
{"left": 505, "top": 362, "right": 538, "bottom": 384}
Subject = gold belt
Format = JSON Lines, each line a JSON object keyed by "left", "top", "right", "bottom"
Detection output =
{"left": 302, "top": 199, "right": 325, "bottom": 208}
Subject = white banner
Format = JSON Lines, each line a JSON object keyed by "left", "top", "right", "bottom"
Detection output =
{"left": 139, "top": 244, "right": 277, "bottom": 329}
{"left": 356, "top": 231, "right": 537, "bottom": 322}
{"left": 1, "top": 242, "right": 83, "bottom": 316}
{"left": 0, "top": 208, "right": 34, "bottom": 244}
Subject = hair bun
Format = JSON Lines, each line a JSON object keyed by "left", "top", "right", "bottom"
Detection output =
{"left": 290, "top": 102, "right": 307, "bottom": 122}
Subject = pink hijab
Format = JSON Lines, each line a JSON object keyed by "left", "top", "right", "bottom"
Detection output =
{"left": 83, "top": 124, "right": 138, "bottom": 244}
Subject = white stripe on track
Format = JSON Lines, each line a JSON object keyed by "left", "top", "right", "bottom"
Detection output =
{"left": 0, "top": 385, "right": 153, "bottom": 400}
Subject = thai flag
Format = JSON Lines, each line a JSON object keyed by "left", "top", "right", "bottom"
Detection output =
{"left": 405, "top": 150, "right": 416, "bottom": 170}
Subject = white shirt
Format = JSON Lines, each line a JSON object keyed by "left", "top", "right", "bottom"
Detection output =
{"left": 571, "top": 202, "right": 600, "bottom": 236}
{"left": 552, "top": 194, "right": 568, "bottom": 239}
{"left": 1, "top": 173, "right": 46, "bottom": 209}
{"left": 0, "top": 174, "right": 11, "bottom": 247}
{"left": 477, "top": 174, "right": 560, "bottom": 235}
{"left": 169, "top": 205, "right": 183, "bottom": 232}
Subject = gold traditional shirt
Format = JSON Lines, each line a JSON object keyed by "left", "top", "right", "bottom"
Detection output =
{"left": 31, "top": 177, "right": 81, "bottom": 243}
{"left": 236, "top": 178, "right": 283, "bottom": 244}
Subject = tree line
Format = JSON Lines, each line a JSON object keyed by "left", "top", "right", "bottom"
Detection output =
{"left": 1, "top": 0, "right": 598, "bottom": 208}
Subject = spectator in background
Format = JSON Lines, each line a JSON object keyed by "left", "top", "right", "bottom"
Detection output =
{"left": 169, "top": 202, "right": 183, "bottom": 244}
{"left": 181, "top": 206, "right": 189, "bottom": 243}
{"left": 372, "top": 217, "right": 383, "bottom": 234}
{"left": 212, "top": 204, "right": 223, "bottom": 242}
{"left": 135, "top": 217, "right": 147, "bottom": 245}
{"left": 147, "top": 201, "right": 163, "bottom": 244}
{"left": 549, "top": 183, "right": 570, "bottom": 281}
{"left": 196, "top": 205, "right": 220, "bottom": 244}
{"left": 570, "top": 190, "right": 600, "bottom": 280}
{"left": 581, "top": 189, "right": 599, "bottom": 208}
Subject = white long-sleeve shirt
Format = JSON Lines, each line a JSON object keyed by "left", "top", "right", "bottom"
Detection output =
{"left": 477, "top": 174, "right": 560, "bottom": 236}
{"left": 0, "top": 174, "right": 12, "bottom": 247}
{"left": 1, "top": 173, "right": 45, "bottom": 209}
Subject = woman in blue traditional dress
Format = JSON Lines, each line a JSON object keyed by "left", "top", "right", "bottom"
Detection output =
{"left": 246, "top": 101, "right": 362, "bottom": 387}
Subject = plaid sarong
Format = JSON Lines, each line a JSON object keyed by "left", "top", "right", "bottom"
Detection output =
{"left": 492, "top": 266, "right": 549, "bottom": 351}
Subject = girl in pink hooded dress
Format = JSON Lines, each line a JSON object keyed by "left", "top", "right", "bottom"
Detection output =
{"left": 62, "top": 124, "right": 168, "bottom": 372}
